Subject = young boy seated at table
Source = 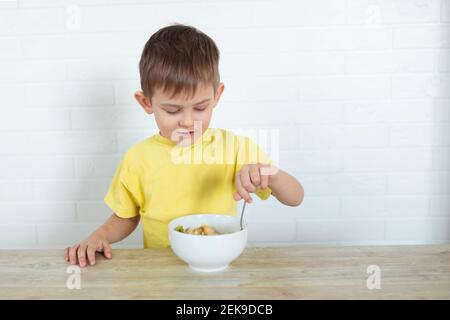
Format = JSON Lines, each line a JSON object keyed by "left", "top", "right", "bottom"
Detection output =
{"left": 65, "top": 24, "right": 304, "bottom": 267}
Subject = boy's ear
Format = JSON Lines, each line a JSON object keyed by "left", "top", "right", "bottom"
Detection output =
{"left": 134, "top": 91, "right": 153, "bottom": 115}
{"left": 212, "top": 83, "right": 225, "bottom": 108}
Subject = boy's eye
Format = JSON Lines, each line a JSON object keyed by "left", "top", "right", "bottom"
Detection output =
{"left": 166, "top": 107, "right": 206, "bottom": 114}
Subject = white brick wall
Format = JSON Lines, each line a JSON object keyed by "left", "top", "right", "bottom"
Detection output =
{"left": 0, "top": 0, "right": 449, "bottom": 249}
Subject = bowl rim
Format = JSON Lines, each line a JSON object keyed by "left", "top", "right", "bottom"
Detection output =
{"left": 168, "top": 213, "right": 248, "bottom": 238}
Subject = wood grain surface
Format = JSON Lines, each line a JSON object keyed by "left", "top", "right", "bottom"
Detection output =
{"left": 0, "top": 245, "right": 448, "bottom": 299}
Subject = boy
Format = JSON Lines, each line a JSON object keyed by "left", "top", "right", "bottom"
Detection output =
{"left": 65, "top": 24, "right": 304, "bottom": 267}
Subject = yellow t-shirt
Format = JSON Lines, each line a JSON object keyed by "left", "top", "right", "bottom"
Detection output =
{"left": 104, "top": 127, "right": 273, "bottom": 248}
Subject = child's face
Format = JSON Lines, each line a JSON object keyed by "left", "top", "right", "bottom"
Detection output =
{"left": 135, "top": 82, "right": 224, "bottom": 145}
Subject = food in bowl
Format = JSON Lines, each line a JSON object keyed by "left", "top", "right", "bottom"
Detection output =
{"left": 168, "top": 214, "right": 248, "bottom": 272}
{"left": 174, "top": 224, "right": 223, "bottom": 235}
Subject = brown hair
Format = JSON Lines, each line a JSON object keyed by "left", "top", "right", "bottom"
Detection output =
{"left": 139, "top": 23, "right": 220, "bottom": 101}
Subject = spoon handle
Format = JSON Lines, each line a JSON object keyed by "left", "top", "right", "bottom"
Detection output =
{"left": 240, "top": 201, "right": 247, "bottom": 231}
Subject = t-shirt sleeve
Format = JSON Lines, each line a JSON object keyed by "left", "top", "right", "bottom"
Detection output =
{"left": 235, "top": 135, "right": 273, "bottom": 201}
{"left": 104, "top": 150, "right": 143, "bottom": 218}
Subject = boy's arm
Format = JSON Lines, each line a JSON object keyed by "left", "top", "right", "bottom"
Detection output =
{"left": 96, "top": 213, "right": 141, "bottom": 243}
{"left": 268, "top": 168, "right": 304, "bottom": 206}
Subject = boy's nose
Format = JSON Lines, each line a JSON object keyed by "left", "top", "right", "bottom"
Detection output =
{"left": 179, "top": 114, "right": 194, "bottom": 128}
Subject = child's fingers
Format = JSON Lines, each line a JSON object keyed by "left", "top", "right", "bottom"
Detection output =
{"left": 240, "top": 169, "right": 257, "bottom": 193}
{"left": 249, "top": 165, "right": 261, "bottom": 187}
{"left": 260, "top": 167, "right": 269, "bottom": 189}
{"left": 102, "top": 241, "right": 112, "bottom": 259}
{"left": 87, "top": 246, "right": 96, "bottom": 266}
{"left": 64, "top": 248, "right": 69, "bottom": 262}
{"left": 236, "top": 174, "right": 253, "bottom": 203}
{"left": 69, "top": 245, "right": 79, "bottom": 265}
{"left": 77, "top": 245, "right": 87, "bottom": 267}
{"left": 233, "top": 191, "right": 242, "bottom": 201}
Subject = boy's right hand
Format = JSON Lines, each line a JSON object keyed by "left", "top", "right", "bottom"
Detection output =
{"left": 64, "top": 234, "right": 112, "bottom": 267}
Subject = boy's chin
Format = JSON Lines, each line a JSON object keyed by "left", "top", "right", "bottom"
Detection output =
{"left": 177, "top": 137, "right": 192, "bottom": 146}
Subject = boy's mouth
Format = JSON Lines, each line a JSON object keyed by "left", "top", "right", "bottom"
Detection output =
{"left": 176, "top": 130, "right": 195, "bottom": 139}
{"left": 178, "top": 130, "right": 195, "bottom": 135}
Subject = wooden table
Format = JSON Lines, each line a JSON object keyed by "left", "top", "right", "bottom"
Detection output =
{"left": 0, "top": 245, "right": 448, "bottom": 299}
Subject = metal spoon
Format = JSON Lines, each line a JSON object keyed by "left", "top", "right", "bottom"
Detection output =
{"left": 240, "top": 201, "right": 247, "bottom": 231}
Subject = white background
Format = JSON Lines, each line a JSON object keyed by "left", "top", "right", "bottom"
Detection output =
{"left": 0, "top": 0, "right": 449, "bottom": 249}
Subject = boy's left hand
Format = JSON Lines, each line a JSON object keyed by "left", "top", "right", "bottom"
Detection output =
{"left": 233, "top": 163, "right": 271, "bottom": 203}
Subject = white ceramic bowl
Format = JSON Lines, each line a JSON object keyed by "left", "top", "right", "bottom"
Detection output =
{"left": 168, "top": 214, "right": 248, "bottom": 272}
